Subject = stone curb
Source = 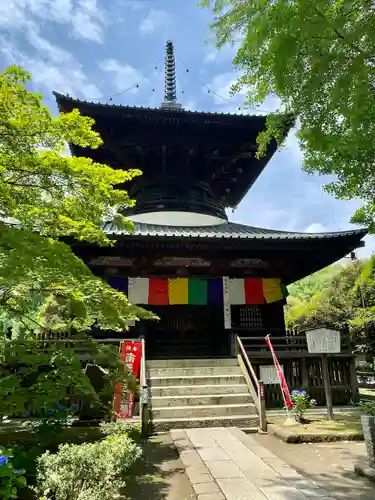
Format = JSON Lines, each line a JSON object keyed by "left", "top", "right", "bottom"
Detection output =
{"left": 171, "top": 430, "right": 225, "bottom": 500}
{"left": 354, "top": 462, "right": 375, "bottom": 482}
{"left": 268, "top": 424, "right": 364, "bottom": 444}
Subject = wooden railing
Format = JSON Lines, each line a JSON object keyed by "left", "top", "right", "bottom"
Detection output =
{"left": 139, "top": 336, "right": 149, "bottom": 437}
{"left": 239, "top": 332, "right": 351, "bottom": 358}
{"left": 235, "top": 335, "right": 267, "bottom": 432}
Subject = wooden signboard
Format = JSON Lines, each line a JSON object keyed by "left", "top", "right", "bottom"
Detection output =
{"left": 306, "top": 328, "right": 341, "bottom": 420}
{"left": 306, "top": 328, "right": 341, "bottom": 354}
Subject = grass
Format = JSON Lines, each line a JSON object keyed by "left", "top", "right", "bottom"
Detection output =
{"left": 271, "top": 414, "right": 362, "bottom": 433}
{"left": 269, "top": 413, "right": 364, "bottom": 443}
{"left": 359, "top": 388, "right": 375, "bottom": 401}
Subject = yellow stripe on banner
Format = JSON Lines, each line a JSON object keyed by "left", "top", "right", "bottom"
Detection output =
{"left": 168, "top": 278, "right": 189, "bottom": 305}
{"left": 263, "top": 278, "right": 283, "bottom": 303}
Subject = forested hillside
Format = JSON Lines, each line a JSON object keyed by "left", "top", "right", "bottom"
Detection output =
{"left": 285, "top": 256, "right": 375, "bottom": 353}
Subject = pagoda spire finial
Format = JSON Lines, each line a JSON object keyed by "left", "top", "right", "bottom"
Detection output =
{"left": 161, "top": 40, "right": 182, "bottom": 110}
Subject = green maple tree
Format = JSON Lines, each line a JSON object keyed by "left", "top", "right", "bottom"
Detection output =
{"left": 202, "top": 0, "right": 375, "bottom": 231}
{"left": 0, "top": 65, "right": 154, "bottom": 337}
{"left": 286, "top": 257, "right": 375, "bottom": 353}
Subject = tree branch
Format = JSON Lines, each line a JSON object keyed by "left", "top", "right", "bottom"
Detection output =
{"left": 313, "top": 6, "right": 371, "bottom": 59}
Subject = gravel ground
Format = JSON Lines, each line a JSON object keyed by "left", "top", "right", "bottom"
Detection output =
{"left": 253, "top": 433, "right": 375, "bottom": 499}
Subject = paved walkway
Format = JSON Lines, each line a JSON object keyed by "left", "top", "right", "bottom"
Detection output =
{"left": 253, "top": 434, "right": 374, "bottom": 500}
{"left": 171, "top": 427, "right": 336, "bottom": 500}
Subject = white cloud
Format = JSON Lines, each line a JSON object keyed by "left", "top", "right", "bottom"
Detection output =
{"left": 358, "top": 235, "right": 375, "bottom": 258}
{"left": 0, "top": 0, "right": 106, "bottom": 43}
{"left": 203, "top": 41, "right": 240, "bottom": 65}
{"left": 206, "top": 72, "right": 281, "bottom": 114}
{"left": 184, "top": 100, "right": 197, "bottom": 111}
{"left": 139, "top": 8, "right": 171, "bottom": 36}
{"left": 71, "top": 0, "right": 106, "bottom": 43}
{"left": 1, "top": 36, "right": 99, "bottom": 99}
{"left": 99, "top": 59, "right": 143, "bottom": 93}
{"left": 304, "top": 222, "right": 326, "bottom": 233}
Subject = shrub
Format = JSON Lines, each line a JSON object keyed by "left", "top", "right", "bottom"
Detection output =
{"left": 34, "top": 432, "right": 142, "bottom": 500}
{"left": 291, "top": 390, "right": 317, "bottom": 422}
{"left": 0, "top": 448, "right": 27, "bottom": 500}
{"left": 99, "top": 420, "right": 142, "bottom": 441}
{"left": 360, "top": 401, "right": 375, "bottom": 416}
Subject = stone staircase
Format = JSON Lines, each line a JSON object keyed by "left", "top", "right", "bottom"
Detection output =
{"left": 147, "top": 358, "right": 259, "bottom": 432}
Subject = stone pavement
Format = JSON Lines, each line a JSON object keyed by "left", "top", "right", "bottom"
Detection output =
{"left": 171, "top": 427, "right": 336, "bottom": 500}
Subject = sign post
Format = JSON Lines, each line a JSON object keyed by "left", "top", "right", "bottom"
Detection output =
{"left": 306, "top": 328, "right": 341, "bottom": 421}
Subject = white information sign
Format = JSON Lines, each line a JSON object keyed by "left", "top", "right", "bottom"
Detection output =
{"left": 306, "top": 328, "right": 341, "bottom": 354}
{"left": 260, "top": 365, "right": 285, "bottom": 385}
{"left": 222, "top": 277, "right": 232, "bottom": 329}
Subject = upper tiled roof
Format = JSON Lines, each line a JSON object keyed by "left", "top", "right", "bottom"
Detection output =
{"left": 103, "top": 221, "right": 367, "bottom": 241}
{"left": 53, "top": 91, "right": 267, "bottom": 119}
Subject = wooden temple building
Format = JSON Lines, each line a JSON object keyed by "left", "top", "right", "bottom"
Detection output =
{"left": 55, "top": 42, "right": 366, "bottom": 411}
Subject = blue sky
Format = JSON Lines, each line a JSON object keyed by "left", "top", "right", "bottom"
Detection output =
{"left": 0, "top": 0, "right": 373, "bottom": 257}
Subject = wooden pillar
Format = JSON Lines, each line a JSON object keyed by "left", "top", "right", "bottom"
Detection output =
{"left": 301, "top": 357, "right": 309, "bottom": 390}
{"left": 322, "top": 354, "right": 334, "bottom": 420}
{"left": 349, "top": 357, "right": 359, "bottom": 404}
{"left": 230, "top": 332, "right": 237, "bottom": 357}
{"left": 259, "top": 380, "right": 267, "bottom": 433}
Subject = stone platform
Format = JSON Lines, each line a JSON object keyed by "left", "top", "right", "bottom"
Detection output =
{"left": 171, "top": 427, "right": 335, "bottom": 500}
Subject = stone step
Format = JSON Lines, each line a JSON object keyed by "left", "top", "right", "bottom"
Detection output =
{"left": 149, "top": 374, "right": 245, "bottom": 387}
{"left": 150, "top": 383, "right": 249, "bottom": 397}
{"left": 152, "top": 403, "right": 257, "bottom": 419}
{"left": 147, "top": 358, "right": 238, "bottom": 368}
{"left": 151, "top": 393, "right": 252, "bottom": 408}
{"left": 148, "top": 365, "right": 242, "bottom": 377}
{"left": 152, "top": 414, "right": 259, "bottom": 432}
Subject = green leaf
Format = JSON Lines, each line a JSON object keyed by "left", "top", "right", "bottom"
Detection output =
{"left": 0, "top": 65, "right": 156, "bottom": 337}
{"left": 203, "top": 0, "right": 375, "bottom": 231}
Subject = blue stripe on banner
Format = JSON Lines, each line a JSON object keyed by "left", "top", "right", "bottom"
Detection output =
{"left": 107, "top": 277, "right": 128, "bottom": 293}
{"left": 208, "top": 279, "right": 223, "bottom": 305}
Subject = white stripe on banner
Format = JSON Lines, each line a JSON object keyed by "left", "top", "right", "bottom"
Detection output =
{"left": 230, "top": 279, "right": 245, "bottom": 305}
{"left": 128, "top": 278, "right": 149, "bottom": 304}
{"left": 222, "top": 277, "right": 232, "bottom": 329}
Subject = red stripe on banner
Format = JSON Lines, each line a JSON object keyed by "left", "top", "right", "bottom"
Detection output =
{"left": 114, "top": 340, "right": 142, "bottom": 419}
{"left": 148, "top": 279, "right": 169, "bottom": 305}
{"left": 265, "top": 335, "right": 293, "bottom": 408}
{"left": 244, "top": 278, "right": 265, "bottom": 304}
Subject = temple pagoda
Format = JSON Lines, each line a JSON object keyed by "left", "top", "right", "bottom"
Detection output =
{"left": 54, "top": 41, "right": 367, "bottom": 360}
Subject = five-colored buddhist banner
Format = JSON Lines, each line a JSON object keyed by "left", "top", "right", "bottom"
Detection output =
{"left": 107, "top": 277, "right": 288, "bottom": 306}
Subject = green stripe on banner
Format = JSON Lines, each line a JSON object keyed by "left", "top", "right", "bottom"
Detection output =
{"left": 188, "top": 279, "right": 208, "bottom": 305}
{"left": 281, "top": 283, "right": 289, "bottom": 298}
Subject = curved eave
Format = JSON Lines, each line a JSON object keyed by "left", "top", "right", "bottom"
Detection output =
{"left": 53, "top": 91, "right": 269, "bottom": 120}
{"left": 103, "top": 221, "right": 368, "bottom": 242}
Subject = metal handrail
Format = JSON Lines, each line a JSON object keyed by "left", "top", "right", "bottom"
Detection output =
{"left": 236, "top": 335, "right": 267, "bottom": 432}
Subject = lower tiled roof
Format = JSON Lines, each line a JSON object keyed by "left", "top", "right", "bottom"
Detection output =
{"left": 103, "top": 221, "right": 367, "bottom": 241}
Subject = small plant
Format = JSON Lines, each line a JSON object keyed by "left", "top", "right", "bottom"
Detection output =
{"left": 0, "top": 448, "right": 27, "bottom": 500}
{"left": 34, "top": 431, "right": 142, "bottom": 500}
{"left": 290, "top": 390, "right": 317, "bottom": 423}
{"left": 99, "top": 420, "right": 142, "bottom": 441}
{"left": 359, "top": 401, "right": 375, "bottom": 416}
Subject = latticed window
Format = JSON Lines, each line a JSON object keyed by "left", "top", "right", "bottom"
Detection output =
{"left": 238, "top": 305, "right": 263, "bottom": 328}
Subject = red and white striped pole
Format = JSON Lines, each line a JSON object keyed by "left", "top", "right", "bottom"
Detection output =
{"left": 265, "top": 334, "right": 293, "bottom": 417}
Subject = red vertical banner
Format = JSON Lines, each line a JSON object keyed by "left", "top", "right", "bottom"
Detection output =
{"left": 114, "top": 340, "right": 142, "bottom": 419}
{"left": 265, "top": 335, "right": 293, "bottom": 408}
